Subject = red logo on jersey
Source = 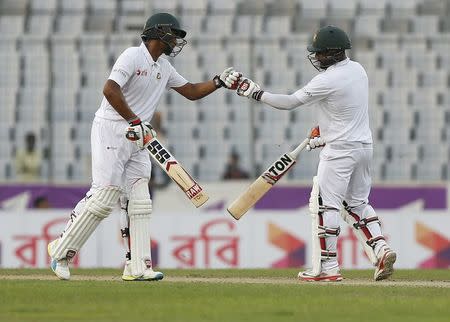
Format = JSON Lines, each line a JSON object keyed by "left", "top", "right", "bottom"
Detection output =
{"left": 136, "top": 69, "right": 148, "bottom": 76}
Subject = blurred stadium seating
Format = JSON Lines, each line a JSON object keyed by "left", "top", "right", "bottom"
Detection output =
{"left": 0, "top": 0, "right": 448, "bottom": 183}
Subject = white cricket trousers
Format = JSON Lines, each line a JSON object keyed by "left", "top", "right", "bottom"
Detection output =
{"left": 89, "top": 116, "right": 152, "bottom": 194}
{"left": 317, "top": 142, "right": 373, "bottom": 210}
{"left": 315, "top": 142, "right": 373, "bottom": 271}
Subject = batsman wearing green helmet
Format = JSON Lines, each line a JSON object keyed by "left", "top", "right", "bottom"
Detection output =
{"left": 47, "top": 13, "right": 242, "bottom": 282}
{"left": 236, "top": 25, "right": 396, "bottom": 282}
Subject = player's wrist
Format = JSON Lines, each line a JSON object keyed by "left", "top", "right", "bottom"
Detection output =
{"left": 252, "top": 90, "right": 264, "bottom": 101}
{"left": 127, "top": 116, "right": 141, "bottom": 126}
{"left": 213, "top": 75, "right": 224, "bottom": 88}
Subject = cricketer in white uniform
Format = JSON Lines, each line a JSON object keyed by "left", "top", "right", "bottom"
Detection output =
{"left": 237, "top": 25, "right": 396, "bottom": 282}
{"left": 47, "top": 13, "right": 241, "bottom": 281}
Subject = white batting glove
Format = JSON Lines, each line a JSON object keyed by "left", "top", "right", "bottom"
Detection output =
{"left": 214, "top": 67, "right": 242, "bottom": 89}
{"left": 306, "top": 126, "right": 325, "bottom": 151}
{"left": 125, "top": 118, "right": 157, "bottom": 149}
{"left": 236, "top": 78, "right": 264, "bottom": 101}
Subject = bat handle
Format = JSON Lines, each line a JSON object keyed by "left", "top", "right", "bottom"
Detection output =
{"left": 290, "top": 138, "right": 310, "bottom": 159}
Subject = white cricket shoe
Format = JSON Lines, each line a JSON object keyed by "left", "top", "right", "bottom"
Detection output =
{"left": 122, "top": 260, "right": 164, "bottom": 281}
{"left": 48, "top": 239, "right": 70, "bottom": 280}
{"left": 374, "top": 249, "right": 397, "bottom": 281}
{"left": 298, "top": 267, "right": 343, "bottom": 282}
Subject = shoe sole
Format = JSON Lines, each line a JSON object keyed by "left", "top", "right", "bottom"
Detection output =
{"left": 298, "top": 275, "right": 343, "bottom": 282}
{"left": 375, "top": 252, "right": 397, "bottom": 281}
{"left": 122, "top": 274, "right": 164, "bottom": 282}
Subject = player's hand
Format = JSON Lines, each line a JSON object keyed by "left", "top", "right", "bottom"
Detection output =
{"left": 236, "top": 78, "right": 264, "bottom": 101}
{"left": 214, "top": 67, "right": 242, "bottom": 89}
{"left": 125, "top": 118, "right": 156, "bottom": 149}
{"left": 306, "top": 126, "right": 325, "bottom": 151}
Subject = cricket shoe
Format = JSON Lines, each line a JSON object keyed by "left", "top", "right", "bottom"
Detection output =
{"left": 374, "top": 249, "right": 397, "bottom": 281}
{"left": 122, "top": 260, "right": 164, "bottom": 281}
{"left": 48, "top": 239, "right": 70, "bottom": 280}
{"left": 298, "top": 267, "right": 343, "bottom": 282}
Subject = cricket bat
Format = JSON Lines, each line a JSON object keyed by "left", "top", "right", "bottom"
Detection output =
{"left": 227, "top": 138, "right": 310, "bottom": 220}
{"left": 146, "top": 138, "right": 209, "bottom": 208}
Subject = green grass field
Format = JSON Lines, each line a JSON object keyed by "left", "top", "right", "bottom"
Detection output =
{"left": 1, "top": 269, "right": 449, "bottom": 322}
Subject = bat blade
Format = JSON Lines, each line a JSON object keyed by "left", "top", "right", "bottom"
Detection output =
{"left": 227, "top": 138, "right": 309, "bottom": 220}
{"left": 146, "top": 138, "right": 209, "bottom": 208}
{"left": 227, "top": 176, "right": 274, "bottom": 220}
{"left": 165, "top": 161, "right": 209, "bottom": 208}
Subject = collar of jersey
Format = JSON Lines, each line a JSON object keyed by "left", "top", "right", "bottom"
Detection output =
{"left": 327, "top": 57, "right": 350, "bottom": 71}
{"left": 140, "top": 42, "right": 160, "bottom": 67}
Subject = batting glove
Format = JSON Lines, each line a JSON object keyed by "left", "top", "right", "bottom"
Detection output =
{"left": 236, "top": 78, "right": 264, "bottom": 101}
{"left": 306, "top": 126, "right": 325, "bottom": 151}
{"left": 125, "top": 118, "right": 157, "bottom": 149}
{"left": 213, "top": 67, "right": 242, "bottom": 89}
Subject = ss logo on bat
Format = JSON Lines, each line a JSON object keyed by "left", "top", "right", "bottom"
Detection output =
{"left": 148, "top": 141, "right": 171, "bottom": 164}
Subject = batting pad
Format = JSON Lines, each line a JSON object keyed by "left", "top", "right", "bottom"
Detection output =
{"left": 340, "top": 205, "right": 380, "bottom": 266}
{"left": 49, "top": 186, "right": 121, "bottom": 260}
{"left": 128, "top": 179, "right": 153, "bottom": 277}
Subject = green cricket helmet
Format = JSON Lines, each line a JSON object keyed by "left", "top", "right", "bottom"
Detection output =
{"left": 141, "top": 13, "right": 187, "bottom": 57}
{"left": 307, "top": 25, "right": 351, "bottom": 71}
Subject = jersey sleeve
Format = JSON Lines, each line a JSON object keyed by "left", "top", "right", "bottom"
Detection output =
{"left": 166, "top": 64, "right": 188, "bottom": 89}
{"left": 293, "top": 73, "right": 331, "bottom": 106}
{"left": 108, "top": 48, "right": 135, "bottom": 88}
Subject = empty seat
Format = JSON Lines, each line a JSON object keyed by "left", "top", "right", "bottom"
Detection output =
{"left": 152, "top": 0, "right": 179, "bottom": 12}
{"left": 0, "top": 16, "right": 25, "bottom": 36}
{"left": 203, "top": 15, "right": 233, "bottom": 36}
{"left": 414, "top": 162, "right": 443, "bottom": 181}
{"left": 299, "top": 0, "right": 326, "bottom": 18}
{"left": 88, "top": 0, "right": 117, "bottom": 13}
{"left": 56, "top": 14, "right": 85, "bottom": 35}
{"left": 108, "top": 33, "right": 139, "bottom": 59}
{"left": 195, "top": 123, "right": 226, "bottom": 140}
{"left": 119, "top": 0, "right": 148, "bottom": 14}
{"left": 60, "top": 0, "right": 87, "bottom": 13}
{"left": 0, "top": 53, "right": 19, "bottom": 88}
{"left": 418, "top": 0, "right": 446, "bottom": 15}
{"left": 30, "top": 0, "right": 58, "bottom": 14}
{"left": 166, "top": 122, "right": 195, "bottom": 139}
{"left": 353, "top": 15, "right": 381, "bottom": 37}
{"left": 180, "top": 0, "right": 207, "bottom": 14}
{"left": 208, "top": 0, "right": 238, "bottom": 14}
{"left": 417, "top": 70, "right": 447, "bottom": 89}
{"left": 264, "top": 16, "right": 292, "bottom": 35}
{"left": 384, "top": 161, "right": 412, "bottom": 181}
{"left": 373, "top": 34, "right": 400, "bottom": 51}
{"left": 381, "top": 18, "right": 410, "bottom": 33}
{"left": 410, "top": 15, "right": 439, "bottom": 35}
{"left": 386, "top": 0, "right": 418, "bottom": 18}
{"left": 358, "top": 0, "right": 387, "bottom": 15}
{"left": 234, "top": 16, "right": 264, "bottom": 34}
{"left": 180, "top": 14, "right": 204, "bottom": 34}
{"left": 51, "top": 89, "right": 78, "bottom": 122}
{"left": 0, "top": 0, "right": 28, "bottom": 15}
{"left": 116, "top": 15, "right": 145, "bottom": 33}
{"left": 328, "top": 0, "right": 357, "bottom": 18}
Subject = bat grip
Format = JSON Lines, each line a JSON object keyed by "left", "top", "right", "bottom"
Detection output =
{"left": 290, "top": 138, "right": 310, "bottom": 159}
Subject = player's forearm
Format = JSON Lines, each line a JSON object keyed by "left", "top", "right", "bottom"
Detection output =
{"left": 103, "top": 80, "right": 138, "bottom": 121}
{"left": 174, "top": 81, "right": 217, "bottom": 100}
{"left": 260, "top": 92, "right": 302, "bottom": 110}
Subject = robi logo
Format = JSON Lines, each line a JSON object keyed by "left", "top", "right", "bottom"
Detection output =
{"left": 136, "top": 69, "right": 148, "bottom": 76}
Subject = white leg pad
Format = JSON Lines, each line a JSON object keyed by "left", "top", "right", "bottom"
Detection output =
{"left": 128, "top": 179, "right": 153, "bottom": 277}
{"left": 309, "top": 176, "right": 340, "bottom": 275}
{"left": 340, "top": 203, "right": 384, "bottom": 265}
{"left": 119, "top": 195, "right": 131, "bottom": 260}
{"left": 49, "top": 186, "right": 120, "bottom": 260}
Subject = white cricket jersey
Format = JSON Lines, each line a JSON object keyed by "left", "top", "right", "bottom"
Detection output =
{"left": 293, "top": 58, "right": 372, "bottom": 144}
{"left": 95, "top": 42, "right": 188, "bottom": 122}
